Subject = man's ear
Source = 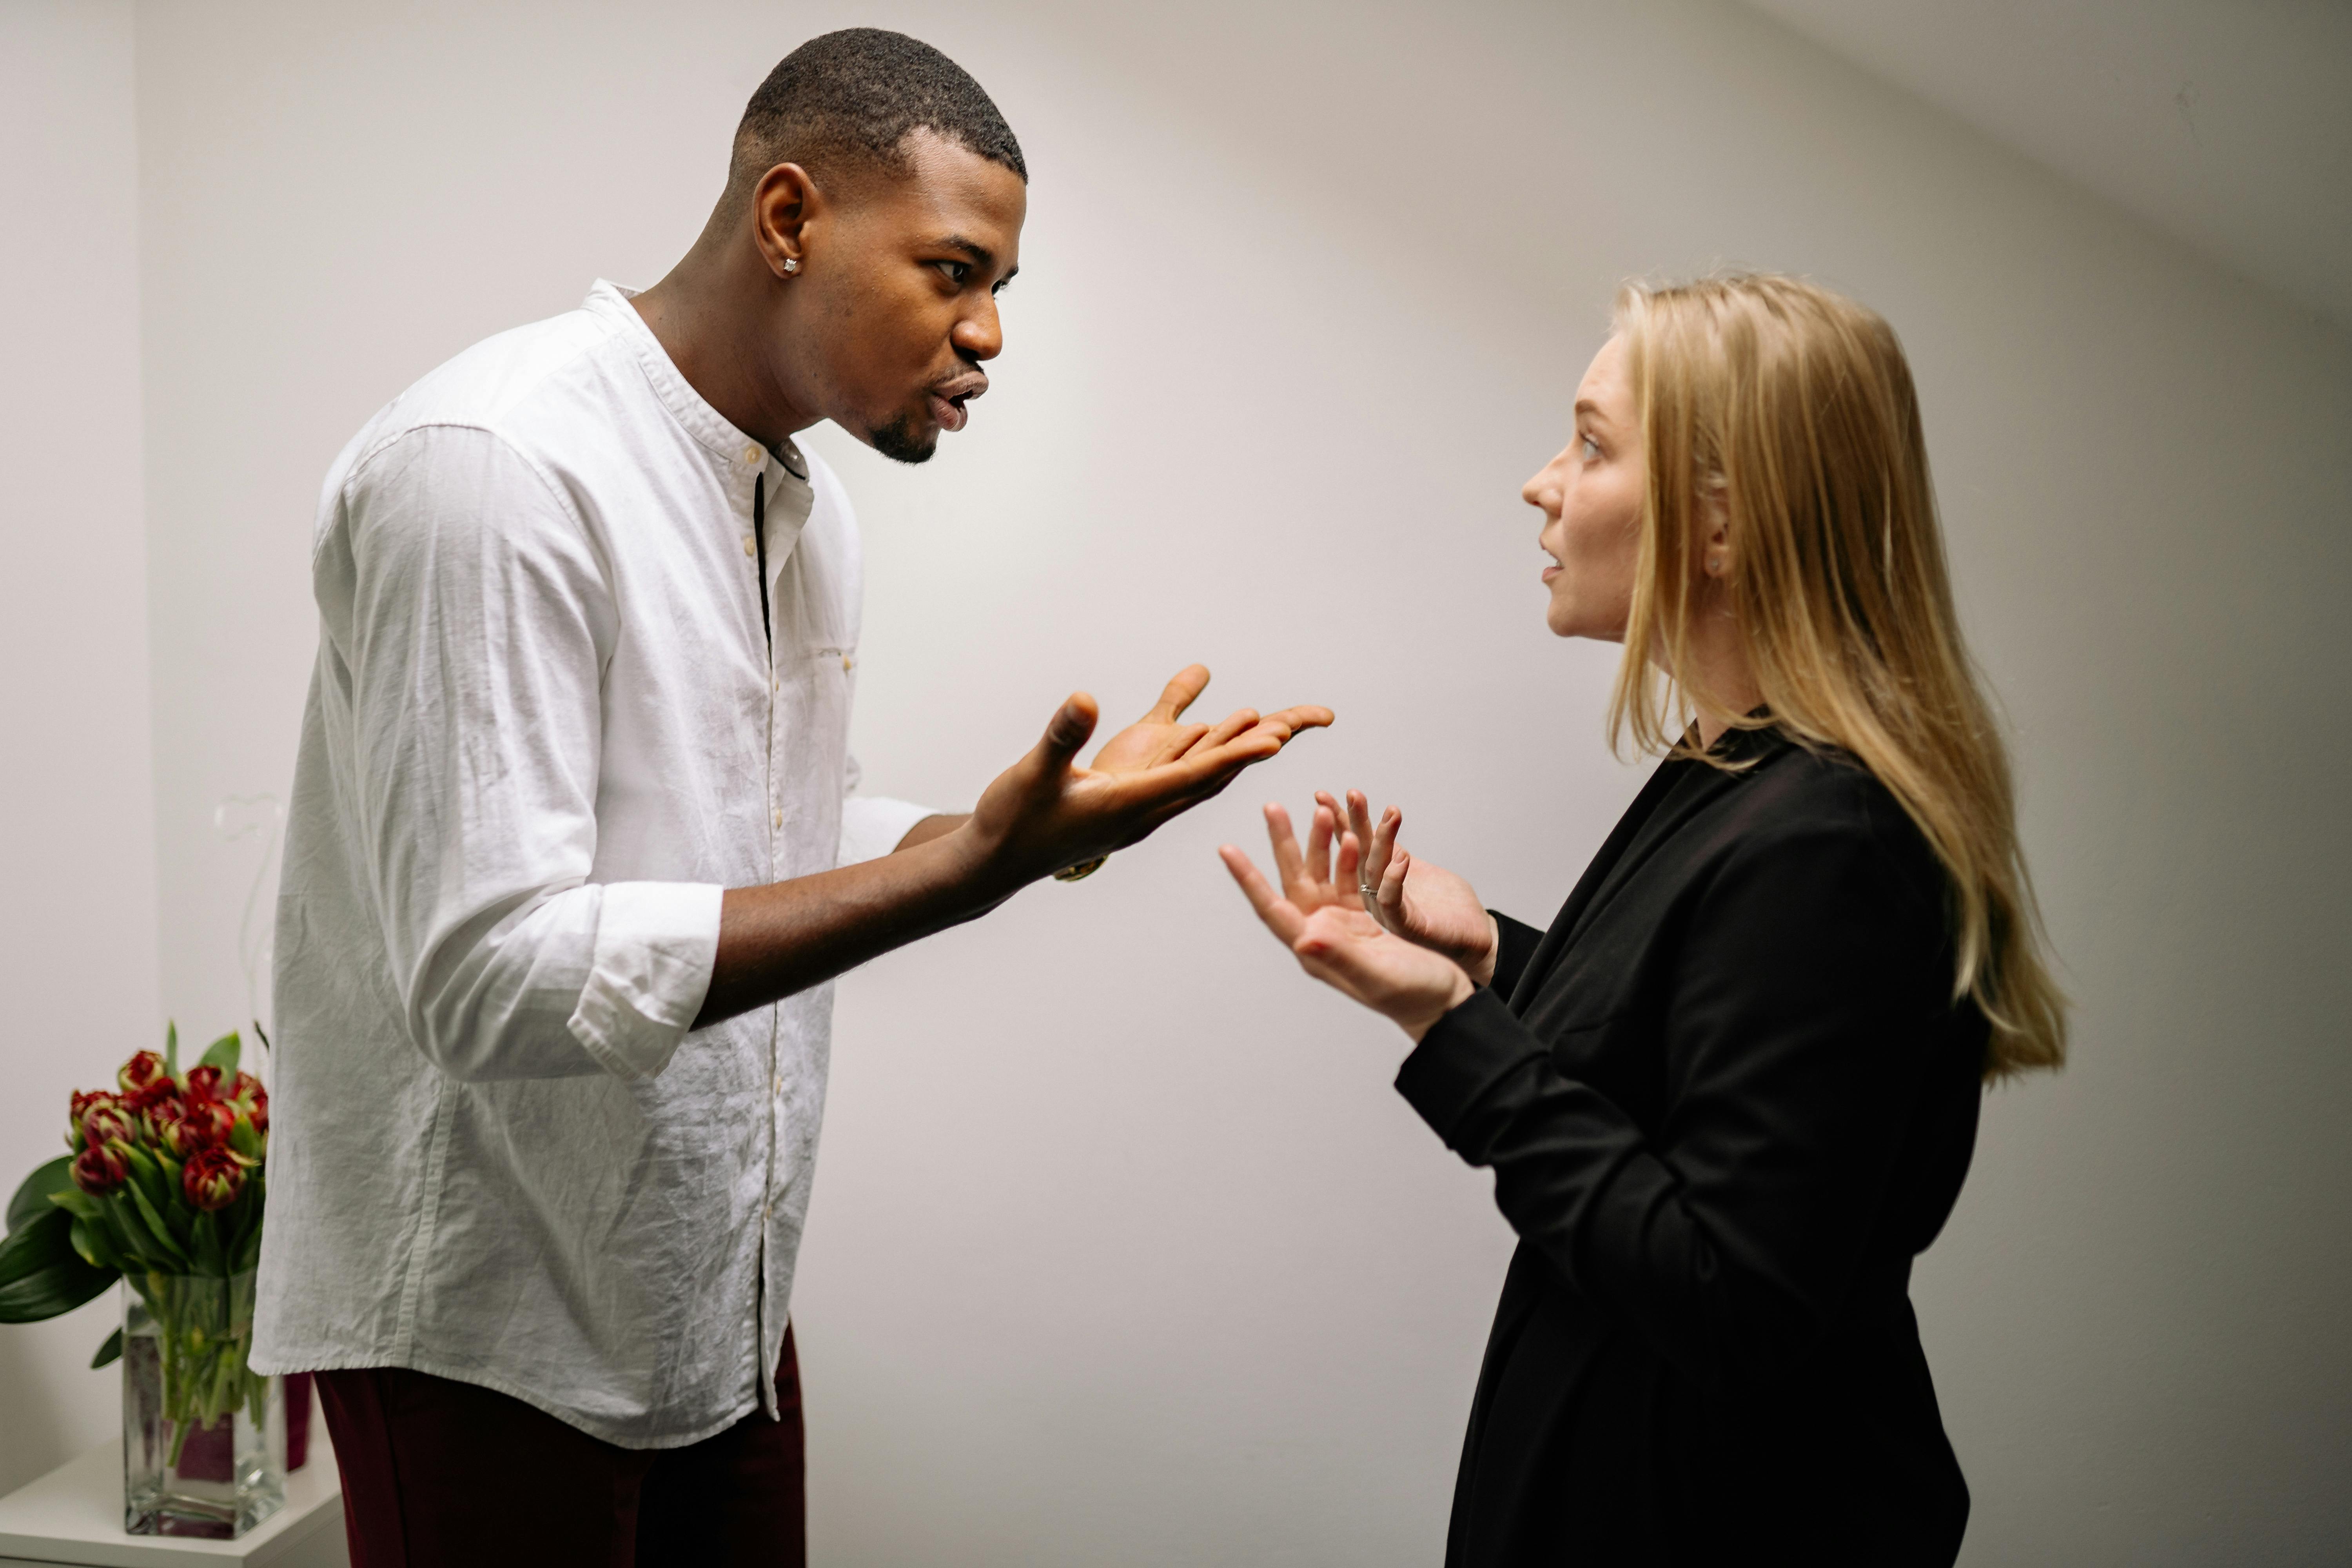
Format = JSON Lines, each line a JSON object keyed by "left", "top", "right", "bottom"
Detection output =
{"left": 750, "top": 163, "right": 818, "bottom": 281}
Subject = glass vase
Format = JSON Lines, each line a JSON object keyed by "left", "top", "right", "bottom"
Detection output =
{"left": 122, "top": 1271, "right": 285, "bottom": 1538}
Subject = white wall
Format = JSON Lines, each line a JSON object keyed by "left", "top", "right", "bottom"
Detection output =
{"left": 18, "top": 0, "right": 2348, "bottom": 1559}
{"left": 0, "top": 0, "right": 160, "bottom": 1498}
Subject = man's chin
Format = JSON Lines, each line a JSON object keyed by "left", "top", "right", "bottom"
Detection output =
{"left": 866, "top": 415, "right": 938, "bottom": 466}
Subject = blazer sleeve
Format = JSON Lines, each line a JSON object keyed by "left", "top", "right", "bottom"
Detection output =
{"left": 1396, "top": 816, "right": 1952, "bottom": 1392}
{"left": 1487, "top": 912, "right": 1547, "bottom": 998}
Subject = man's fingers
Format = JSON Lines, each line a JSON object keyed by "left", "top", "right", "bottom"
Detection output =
{"left": 1150, "top": 723, "right": 1212, "bottom": 767}
{"left": 1145, "top": 664, "right": 1212, "bottom": 724}
{"left": 1261, "top": 704, "right": 1335, "bottom": 737}
{"left": 1196, "top": 707, "right": 1262, "bottom": 750}
{"left": 1040, "top": 693, "right": 1100, "bottom": 767}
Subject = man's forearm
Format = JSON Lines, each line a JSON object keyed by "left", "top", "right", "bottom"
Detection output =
{"left": 894, "top": 812, "right": 969, "bottom": 850}
{"left": 693, "top": 822, "right": 1005, "bottom": 1029}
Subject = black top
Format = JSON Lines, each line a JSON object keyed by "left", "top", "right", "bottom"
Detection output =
{"left": 1397, "top": 725, "right": 1986, "bottom": 1566}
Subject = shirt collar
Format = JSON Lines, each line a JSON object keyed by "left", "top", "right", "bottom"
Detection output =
{"left": 584, "top": 280, "right": 808, "bottom": 482}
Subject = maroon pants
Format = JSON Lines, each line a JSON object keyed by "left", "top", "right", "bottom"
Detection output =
{"left": 315, "top": 1327, "right": 804, "bottom": 1568}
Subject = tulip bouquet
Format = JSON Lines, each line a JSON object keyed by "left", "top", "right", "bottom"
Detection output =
{"left": 2, "top": 1026, "right": 271, "bottom": 1482}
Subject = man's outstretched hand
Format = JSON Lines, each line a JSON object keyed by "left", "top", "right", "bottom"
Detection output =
{"left": 694, "top": 666, "right": 1327, "bottom": 1030}
{"left": 965, "top": 665, "right": 1332, "bottom": 891}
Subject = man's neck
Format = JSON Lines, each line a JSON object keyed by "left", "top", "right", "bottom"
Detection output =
{"left": 631, "top": 246, "right": 812, "bottom": 450}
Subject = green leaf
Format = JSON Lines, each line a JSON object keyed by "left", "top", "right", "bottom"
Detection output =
{"left": 195, "top": 1029, "right": 241, "bottom": 1081}
{"left": 67, "top": 1216, "right": 124, "bottom": 1279}
{"left": 165, "top": 1020, "right": 180, "bottom": 1077}
{"left": 231, "top": 1214, "right": 265, "bottom": 1274}
{"left": 91, "top": 1327, "right": 123, "bottom": 1369}
{"left": 48, "top": 1188, "right": 103, "bottom": 1223}
{"left": 195, "top": 1031, "right": 241, "bottom": 1082}
{"left": 192, "top": 1212, "right": 226, "bottom": 1276}
{"left": 0, "top": 1256, "right": 114, "bottom": 1322}
{"left": 9, "top": 1157, "right": 74, "bottom": 1235}
{"left": 0, "top": 1210, "right": 73, "bottom": 1289}
{"left": 0, "top": 1211, "right": 113, "bottom": 1321}
{"left": 121, "top": 1180, "right": 191, "bottom": 1270}
{"left": 98, "top": 1198, "right": 154, "bottom": 1274}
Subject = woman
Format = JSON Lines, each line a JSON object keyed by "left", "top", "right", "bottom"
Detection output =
{"left": 1222, "top": 274, "right": 2065, "bottom": 1565}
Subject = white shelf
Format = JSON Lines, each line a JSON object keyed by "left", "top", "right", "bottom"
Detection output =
{"left": 0, "top": 1438, "right": 345, "bottom": 1568}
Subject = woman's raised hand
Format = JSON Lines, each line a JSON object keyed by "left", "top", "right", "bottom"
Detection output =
{"left": 1329, "top": 792, "right": 1499, "bottom": 987}
{"left": 1219, "top": 812, "right": 1475, "bottom": 1041}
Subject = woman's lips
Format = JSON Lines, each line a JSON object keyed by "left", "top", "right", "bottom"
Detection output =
{"left": 1542, "top": 563, "right": 1561, "bottom": 583}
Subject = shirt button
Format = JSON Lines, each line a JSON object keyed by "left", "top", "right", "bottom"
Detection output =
{"left": 772, "top": 808, "right": 783, "bottom": 829}
{"left": 742, "top": 535, "right": 756, "bottom": 557}
{"left": 841, "top": 654, "right": 854, "bottom": 672}
{"left": 743, "top": 444, "right": 763, "bottom": 466}
{"left": 771, "top": 1074, "right": 782, "bottom": 1094}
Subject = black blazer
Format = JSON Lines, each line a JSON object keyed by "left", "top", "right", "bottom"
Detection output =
{"left": 1397, "top": 725, "right": 1985, "bottom": 1567}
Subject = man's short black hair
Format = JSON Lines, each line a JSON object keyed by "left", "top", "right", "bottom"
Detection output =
{"left": 728, "top": 29, "right": 1025, "bottom": 207}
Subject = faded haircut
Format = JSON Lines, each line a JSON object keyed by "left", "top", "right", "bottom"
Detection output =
{"left": 726, "top": 28, "right": 1025, "bottom": 207}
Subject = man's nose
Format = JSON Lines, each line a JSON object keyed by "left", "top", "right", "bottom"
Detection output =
{"left": 954, "top": 297, "right": 1003, "bottom": 362}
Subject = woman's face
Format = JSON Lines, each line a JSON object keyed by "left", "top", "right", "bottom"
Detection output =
{"left": 1525, "top": 335, "right": 1645, "bottom": 641}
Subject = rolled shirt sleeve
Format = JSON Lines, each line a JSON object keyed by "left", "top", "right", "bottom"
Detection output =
{"left": 836, "top": 752, "right": 943, "bottom": 866}
{"left": 340, "top": 424, "right": 721, "bottom": 1083}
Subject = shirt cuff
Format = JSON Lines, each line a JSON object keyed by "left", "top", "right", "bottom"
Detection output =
{"left": 566, "top": 880, "right": 724, "bottom": 1082}
{"left": 838, "top": 794, "right": 943, "bottom": 866}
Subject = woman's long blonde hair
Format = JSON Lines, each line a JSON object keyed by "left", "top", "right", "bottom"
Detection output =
{"left": 1610, "top": 273, "right": 2065, "bottom": 1080}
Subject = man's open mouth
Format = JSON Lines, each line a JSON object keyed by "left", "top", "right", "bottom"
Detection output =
{"left": 926, "top": 373, "right": 987, "bottom": 434}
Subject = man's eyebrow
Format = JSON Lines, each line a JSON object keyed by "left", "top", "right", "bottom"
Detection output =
{"left": 934, "top": 234, "right": 997, "bottom": 271}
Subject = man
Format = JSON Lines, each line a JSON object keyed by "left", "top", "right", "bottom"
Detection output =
{"left": 252, "top": 29, "right": 1328, "bottom": 1565}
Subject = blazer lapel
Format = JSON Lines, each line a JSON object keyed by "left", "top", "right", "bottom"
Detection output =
{"left": 1506, "top": 757, "right": 1682, "bottom": 1013}
{"left": 1510, "top": 728, "right": 1791, "bottom": 1012}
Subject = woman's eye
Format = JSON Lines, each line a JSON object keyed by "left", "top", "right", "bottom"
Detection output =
{"left": 1579, "top": 434, "right": 1601, "bottom": 461}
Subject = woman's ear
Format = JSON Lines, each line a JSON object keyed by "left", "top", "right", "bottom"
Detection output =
{"left": 1698, "top": 474, "right": 1731, "bottom": 579}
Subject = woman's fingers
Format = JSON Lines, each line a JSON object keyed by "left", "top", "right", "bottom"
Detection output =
{"left": 1377, "top": 847, "right": 1412, "bottom": 924}
{"left": 1218, "top": 844, "right": 1307, "bottom": 944}
{"left": 1306, "top": 803, "right": 1337, "bottom": 886}
{"left": 1263, "top": 802, "right": 1307, "bottom": 889}
{"left": 1336, "top": 829, "right": 1365, "bottom": 894}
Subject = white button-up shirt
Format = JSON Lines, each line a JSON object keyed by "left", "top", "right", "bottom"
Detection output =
{"left": 253, "top": 281, "right": 933, "bottom": 1447}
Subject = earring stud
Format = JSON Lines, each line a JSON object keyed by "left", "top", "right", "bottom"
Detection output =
{"left": 782, "top": 258, "right": 800, "bottom": 274}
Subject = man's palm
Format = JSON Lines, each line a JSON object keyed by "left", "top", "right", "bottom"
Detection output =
{"left": 1089, "top": 664, "right": 1252, "bottom": 775}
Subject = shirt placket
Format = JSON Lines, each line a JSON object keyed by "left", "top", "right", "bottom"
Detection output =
{"left": 735, "top": 437, "right": 787, "bottom": 1416}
